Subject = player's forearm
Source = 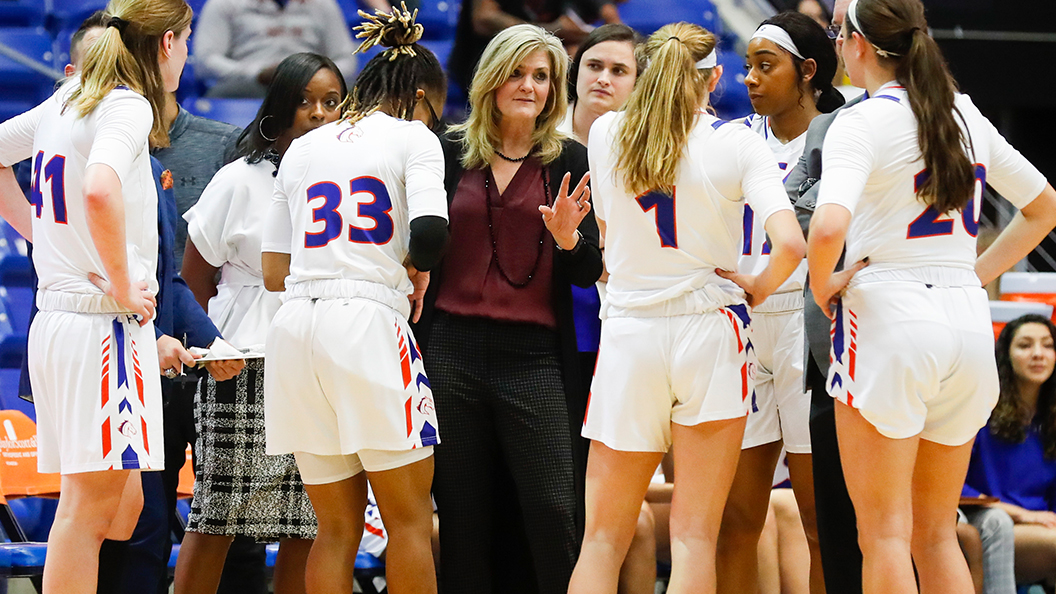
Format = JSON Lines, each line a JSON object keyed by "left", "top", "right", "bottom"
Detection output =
{"left": 807, "top": 204, "right": 849, "bottom": 294}
{"left": 262, "top": 251, "right": 291, "bottom": 292}
{"left": 408, "top": 215, "right": 449, "bottom": 272}
{"left": 755, "top": 210, "right": 806, "bottom": 297}
{"left": 84, "top": 164, "right": 132, "bottom": 294}
{"left": 976, "top": 184, "right": 1056, "bottom": 286}
{"left": 0, "top": 166, "right": 32, "bottom": 241}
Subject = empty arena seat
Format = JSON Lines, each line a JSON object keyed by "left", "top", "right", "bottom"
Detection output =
{"left": 0, "top": 368, "right": 32, "bottom": 422}
{"left": 0, "top": 0, "right": 46, "bottom": 27}
{"left": 999, "top": 272, "right": 1056, "bottom": 312}
{"left": 990, "top": 300, "right": 1054, "bottom": 340}
{"left": 416, "top": 0, "right": 458, "bottom": 39}
{"left": 711, "top": 49, "right": 753, "bottom": 121}
{"left": 619, "top": 0, "right": 720, "bottom": 37}
{"left": 46, "top": 0, "right": 108, "bottom": 33}
{"left": 186, "top": 97, "right": 262, "bottom": 129}
{"left": 0, "top": 28, "right": 60, "bottom": 113}
{"left": 0, "top": 411, "right": 61, "bottom": 499}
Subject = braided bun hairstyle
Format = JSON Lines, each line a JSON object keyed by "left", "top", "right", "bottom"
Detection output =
{"left": 343, "top": 2, "right": 446, "bottom": 127}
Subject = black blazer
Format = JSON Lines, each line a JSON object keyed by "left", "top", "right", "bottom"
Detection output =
{"left": 413, "top": 134, "right": 603, "bottom": 401}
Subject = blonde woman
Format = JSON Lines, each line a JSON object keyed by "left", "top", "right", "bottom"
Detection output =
{"left": 0, "top": 0, "right": 192, "bottom": 592}
{"left": 571, "top": 22, "right": 805, "bottom": 594}
{"left": 412, "top": 24, "right": 602, "bottom": 594}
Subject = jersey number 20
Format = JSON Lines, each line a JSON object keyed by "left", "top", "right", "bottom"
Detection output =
{"left": 905, "top": 164, "right": 986, "bottom": 239}
{"left": 29, "top": 151, "right": 67, "bottom": 224}
{"left": 305, "top": 176, "right": 394, "bottom": 247}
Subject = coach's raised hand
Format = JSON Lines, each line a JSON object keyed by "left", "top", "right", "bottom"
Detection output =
{"left": 540, "top": 171, "right": 591, "bottom": 251}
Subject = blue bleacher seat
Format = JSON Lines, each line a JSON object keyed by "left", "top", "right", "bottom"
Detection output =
{"left": 0, "top": 28, "right": 60, "bottom": 116}
{"left": 619, "top": 0, "right": 720, "bottom": 37}
{"left": 711, "top": 49, "right": 753, "bottom": 121}
{"left": 416, "top": 0, "right": 458, "bottom": 39}
{"left": 0, "top": 0, "right": 46, "bottom": 27}
{"left": 186, "top": 97, "right": 262, "bottom": 129}
{"left": 46, "top": 0, "right": 108, "bottom": 34}
{"left": 420, "top": 39, "right": 452, "bottom": 72}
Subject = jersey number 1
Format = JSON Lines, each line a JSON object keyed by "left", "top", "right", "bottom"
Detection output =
{"left": 29, "top": 151, "right": 67, "bottom": 224}
{"left": 636, "top": 190, "right": 677, "bottom": 248}
{"left": 305, "top": 176, "right": 394, "bottom": 248}
{"left": 905, "top": 164, "right": 986, "bottom": 239}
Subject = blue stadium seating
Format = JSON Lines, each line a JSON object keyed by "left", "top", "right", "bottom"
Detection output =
{"left": 0, "top": 367, "right": 33, "bottom": 421}
{"left": 0, "top": 28, "right": 60, "bottom": 114}
{"left": 711, "top": 49, "right": 753, "bottom": 121}
{"left": 416, "top": 0, "right": 459, "bottom": 40}
{"left": 619, "top": 0, "right": 721, "bottom": 37}
{"left": 185, "top": 97, "right": 262, "bottom": 129}
{"left": 420, "top": 38, "right": 452, "bottom": 72}
{"left": 0, "top": 0, "right": 47, "bottom": 28}
{"left": 46, "top": 0, "right": 107, "bottom": 34}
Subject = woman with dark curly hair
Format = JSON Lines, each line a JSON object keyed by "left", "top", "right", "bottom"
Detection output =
{"left": 965, "top": 313, "right": 1056, "bottom": 588}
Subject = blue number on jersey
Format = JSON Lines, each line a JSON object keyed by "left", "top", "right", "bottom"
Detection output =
{"left": 30, "top": 151, "right": 68, "bottom": 224}
{"left": 348, "top": 177, "right": 394, "bottom": 245}
{"left": 304, "top": 177, "right": 395, "bottom": 247}
{"left": 741, "top": 205, "right": 771, "bottom": 256}
{"left": 636, "top": 190, "right": 677, "bottom": 248}
{"left": 906, "top": 164, "right": 986, "bottom": 239}
{"left": 305, "top": 181, "right": 344, "bottom": 248}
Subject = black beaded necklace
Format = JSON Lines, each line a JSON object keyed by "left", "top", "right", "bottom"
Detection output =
{"left": 483, "top": 165, "right": 552, "bottom": 288}
{"left": 494, "top": 149, "right": 531, "bottom": 162}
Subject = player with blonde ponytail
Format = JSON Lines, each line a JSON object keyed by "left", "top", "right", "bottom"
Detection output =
{"left": 0, "top": 0, "right": 191, "bottom": 592}
{"left": 572, "top": 21, "right": 805, "bottom": 594}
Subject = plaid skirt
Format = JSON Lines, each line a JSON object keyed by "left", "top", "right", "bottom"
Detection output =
{"left": 186, "top": 358, "right": 317, "bottom": 540}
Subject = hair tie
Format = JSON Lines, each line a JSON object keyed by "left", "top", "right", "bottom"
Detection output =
{"left": 107, "top": 16, "right": 130, "bottom": 34}
{"left": 667, "top": 36, "right": 682, "bottom": 43}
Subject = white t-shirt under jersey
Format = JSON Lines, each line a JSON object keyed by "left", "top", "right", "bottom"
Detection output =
{"left": 0, "top": 80, "right": 159, "bottom": 306}
{"left": 262, "top": 112, "right": 448, "bottom": 310}
{"left": 817, "top": 82, "right": 1047, "bottom": 282}
{"left": 739, "top": 113, "right": 806, "bottom": 295}
{"left": 587, "top": 110, "right": 792, "bottom": 316}
{"left": 184, "top": 158, "right": 281, "bottom": 349}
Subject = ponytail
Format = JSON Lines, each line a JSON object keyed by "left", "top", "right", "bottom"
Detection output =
{"left": 616, "top": 22, "right": 717, "bottom": 197}
{"left": 851, "top": 0, "right": 973, "bottom": 213}
{"left": 816, "top": 86, "right": 845, "bottom": 113}
{"left": 67, "top": 0, "right": 192, "bottom": 148}
{"left": 343, "top": 3, "right": 445, "bottom": 129}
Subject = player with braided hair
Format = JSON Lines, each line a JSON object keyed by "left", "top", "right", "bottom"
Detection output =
{"left": 261, "top": 5, "right": 448, "bottom": 594}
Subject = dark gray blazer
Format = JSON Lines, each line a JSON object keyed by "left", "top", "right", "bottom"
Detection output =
{"left": 785, "top": 94, "right": 864, "bottom": 387}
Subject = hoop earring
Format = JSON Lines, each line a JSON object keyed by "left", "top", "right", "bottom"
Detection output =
{"left": 259, "top": 115, "right": 278, "bottom": 143}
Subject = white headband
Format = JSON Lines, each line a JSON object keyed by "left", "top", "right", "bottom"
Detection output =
{"left": 696, "top": 49, "right": 717, "bottom": 69}
{"left": 847, "top": 0, "right": 902, "bottom": 57}
{"left": 751, "top": 24, "right": 805, "bottom": 60}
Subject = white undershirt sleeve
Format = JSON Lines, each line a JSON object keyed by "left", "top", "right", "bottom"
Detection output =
{"left": 85, "top": 92, "right": 152, "bottom": 184}
{"left": 817, "top": 108, "right": 876, "bottom": 215}
{"left": 404, "top": 124, "right": 448, "bottom": 222}
{"left": 0, "top": 100, "right": 47, "bottom": 167}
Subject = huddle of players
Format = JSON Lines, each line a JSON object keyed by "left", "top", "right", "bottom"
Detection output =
{"left": 1, "top": 0, "right": 1055, "bottom": 593}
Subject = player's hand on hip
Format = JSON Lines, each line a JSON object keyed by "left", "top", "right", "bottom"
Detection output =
{"left": 204, "top": 359, "right": 244, "bottom": 382}
{"left": 406, "top": 264, "right": 430, "bottom": 323}
{"left": 89, "top": 272, "right": 157, "bottom": 325}
{"left": 540, "top": 172, "right": 591, "bottom": 250}
{"left": 156, "top": 334, "right": 199, "bottom": 376}
{"left": 812, "top": 258, "right": 868, "bottom": 320}
{"left": 716, "top": 269, "right": 769, "bottom": 308}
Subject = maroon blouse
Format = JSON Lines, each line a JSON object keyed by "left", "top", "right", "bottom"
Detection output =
{"left": 435, "top": 158, "right": 557, "bottom": 328}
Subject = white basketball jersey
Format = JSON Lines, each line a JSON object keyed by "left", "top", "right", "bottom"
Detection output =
{"left": 739, "top": 114, "right": 806, "bottom": 292}
{"left": 0, "top": 81, "right": 159, "bottom": 300}
{"left": 262, "top": 113, "right": 448, "bottom": 297}
{"left": 817, "top": 83, "right": 1047, "bottom": 277}
{"left": 587, "top": 110, "right": 792, "bottom": 313}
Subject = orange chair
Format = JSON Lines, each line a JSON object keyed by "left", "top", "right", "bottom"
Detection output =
{"left": 990, "top": 301, "right": 1054, "bottom": 340}
{"left": 999, "top": 272, "right": 1056, "bottom": 317}
{"left": 176, "top": 445, "right": 194, "bottom": 499}
{"left": 0, "top": 411, "right": 60, "bottom": 500}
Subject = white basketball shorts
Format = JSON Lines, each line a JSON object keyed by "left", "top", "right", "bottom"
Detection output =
{"left": 827, "top": 281, "right": 997, "bottom": 446}
{"left": 583, "top": 304, "right": 754, "bottom": 452}
{"left": 30, "top": 311, "right": 163, "bottom": 474}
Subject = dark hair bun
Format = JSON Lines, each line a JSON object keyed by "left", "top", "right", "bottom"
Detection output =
{"left": 354, "top": 2, "right": 424, "bottom": 60}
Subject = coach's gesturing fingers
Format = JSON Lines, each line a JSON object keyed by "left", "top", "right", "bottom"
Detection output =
{"left": 540, "top": 172, "right": 591, "bottom": 251}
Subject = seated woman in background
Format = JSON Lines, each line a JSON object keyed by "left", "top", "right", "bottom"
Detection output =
{"left": 965, "top": 313, "right": 1056, "bottom": 589}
